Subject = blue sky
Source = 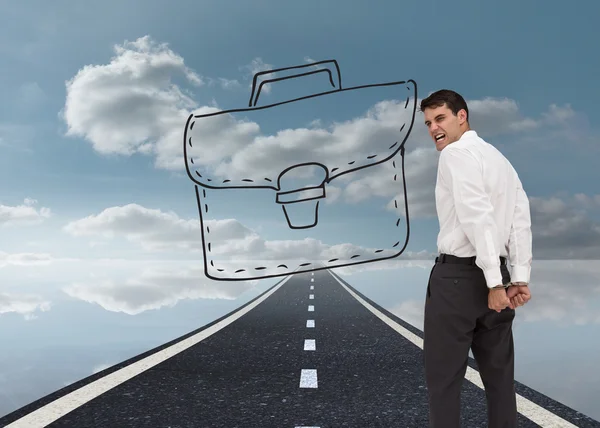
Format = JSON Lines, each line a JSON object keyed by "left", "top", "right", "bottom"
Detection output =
{"left": 1, "top": 0, "right": 600, "bottom": 421}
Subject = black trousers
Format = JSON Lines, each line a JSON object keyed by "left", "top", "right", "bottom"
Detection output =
{"left": 423, "top": 255, "right": 517, "bottom": 428}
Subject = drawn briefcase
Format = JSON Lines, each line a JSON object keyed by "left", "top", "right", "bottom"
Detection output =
{"left": 183, "top": 59, "right": 417, "bottom": 281}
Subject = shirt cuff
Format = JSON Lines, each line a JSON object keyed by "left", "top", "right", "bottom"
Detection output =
{"left": 483, "top": 267, "right": 503, "bottom": 289}
{"left": 510, "top": 265, "right": 531, "bottom": 284}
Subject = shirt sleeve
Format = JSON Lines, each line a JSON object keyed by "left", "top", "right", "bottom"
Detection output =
{"left": 508, "top": 174, "right": 533, "bottom": 284}
{"left": 439, "top": 147, "right": 503, "bottom": 288}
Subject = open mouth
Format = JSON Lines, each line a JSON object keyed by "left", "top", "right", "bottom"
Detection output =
{"left": 435, "top": 133, "right": 446, "bottom": 143}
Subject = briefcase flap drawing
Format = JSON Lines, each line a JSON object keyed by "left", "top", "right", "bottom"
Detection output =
{"left": 183, "top": 60, "right": 415, "bottom": 192}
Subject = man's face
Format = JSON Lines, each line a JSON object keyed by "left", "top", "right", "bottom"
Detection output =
{"left": 423, "top": 104, "right": 466, "bottom": 151}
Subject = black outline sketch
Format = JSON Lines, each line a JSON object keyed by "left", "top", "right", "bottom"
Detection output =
{"left": 183, "top": 59, "right": 416, "bottom": 281}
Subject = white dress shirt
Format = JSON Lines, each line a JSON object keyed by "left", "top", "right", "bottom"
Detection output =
{"left": 435, "top": 130, "right": 533, "bottom": 288}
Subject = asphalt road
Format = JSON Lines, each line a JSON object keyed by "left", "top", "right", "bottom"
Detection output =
{"left": 1, "top": 268, "right": 599, "bottom": 427}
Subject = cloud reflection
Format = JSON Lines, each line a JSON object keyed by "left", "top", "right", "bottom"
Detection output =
{"left": 336, "top": 260, "right": 600, "bottom": 327}
{"left": 0, "top": 292, "right": 51, "bottom": 320}
{"left": 62, "top": 263, "right": 259, "bottom": 315}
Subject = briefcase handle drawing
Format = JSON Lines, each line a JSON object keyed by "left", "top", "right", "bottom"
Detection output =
{"left": 248, "top": 59, "right": 342, "bottom": 107}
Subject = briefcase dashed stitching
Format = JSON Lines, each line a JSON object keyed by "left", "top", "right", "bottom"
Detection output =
{"left": 182, "top": 59, "right": 417, "bottom": 280}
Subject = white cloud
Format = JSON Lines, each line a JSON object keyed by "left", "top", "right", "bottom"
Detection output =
{"left": 573, "top": 193, "right": 600, "bottom": 211}
{"left": 337, "top": 146, "right": 438, "bottom": 219}
{"left": 60, "top": 35, "right": 592, "bottom": 177}
{"left": 59, "top": 36, "right": 598, "bottom": 261}
{"left": 63, "top": 203, "right": 254, "bottom": 253}
{"left": 61, "top": 187, "right": 600, "bottom": 272}
{"left": 467, "top": 97, "right": 540, "bottom": 135}
{"left": 55, "top": 255, "right": 434, "bottom": 317}
{"left": 332, "top": 256, "right": 436, "bottom": 276}
{"left": 61, "top": 35, "right": 202, "bottom": 170}
{"left": 529, "top": 194, "right": 600, "bottom": 259}
{"left": 498, "top": 102, "right": 597, "bottom": 152}
{"left": 184, "top": 93, "right": 582, "bottom": 223}
{"left": 191, "top": 97, "right": 417, "bottom": 184}
{"left": 207, "top": 77, "right": 241, "bottom": 90}
{"left": 388, "top": 268, "right": 600, "bottom": 330}
{"left": 354, "top": 260, "right": 600, "bottom": 328}
{"left": 0, "top": 292, "right": 51, "bottom": 320}
{"left": 514, "top": 261, "right": 600, "bottom": 324}
{"left": 0, "top": 252, "right": 55, "bottom": 268}
{"left": 61, "top": 36, "right": 275, "bottom": 171}
{"left": 0, "top": 198, "right": 51, "bottom": 227}
{"left": 239, "top": 57, "right": 274, "bottom": 94}
{"left": 62, "top": 264, "right": 255, "bottom": 315}
{"left": 542, "top": 103, "right": 577, "bottom": 123}
{"left": 464, "top": 97, "right": 581, "bottom": 138}
{"left": 61, "top": 35, "right": 588, "bottom": 194}
{"left": 63, "top": 204, "right": 429, "bottom": 268}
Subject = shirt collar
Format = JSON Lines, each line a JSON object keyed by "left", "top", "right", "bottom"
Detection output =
{"left": 460, "top": 130, "right": 477, "bottom": 140}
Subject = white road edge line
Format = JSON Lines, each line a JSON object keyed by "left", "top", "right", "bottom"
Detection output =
{"left": 4, "top": 274, "right": 295, "bottom": 428}
{"left": 330, "top": 272, "right": 580, "bottom": 428}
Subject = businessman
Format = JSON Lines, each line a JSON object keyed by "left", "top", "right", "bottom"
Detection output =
{"left": 420, "top": 89, "right": 533, "bottom": 428}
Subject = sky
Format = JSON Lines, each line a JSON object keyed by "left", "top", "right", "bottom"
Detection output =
{"left": 1, "top": 0, "right": 600, "bottom": 421}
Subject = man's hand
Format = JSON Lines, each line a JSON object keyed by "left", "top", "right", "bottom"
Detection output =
{"left": 507, "top": 284, "right": 531, "bottom": 308}
{"left": 488, "top": 288, "right": 511, "bottom": 312}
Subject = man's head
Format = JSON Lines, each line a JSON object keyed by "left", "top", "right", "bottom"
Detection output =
{"left": 420, "top": 89, "right": 470, "bottom": 151}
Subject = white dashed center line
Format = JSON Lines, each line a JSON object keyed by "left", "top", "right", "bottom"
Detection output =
{"left": 295, "top": 272, "right": 319, "bottom": 428}
{"left": 304, "top": 339, "right": 316, "bottom": 351}
{"left": 299, "top": 369, "right": 318, "bottom": 388}
{"left": 299, "top": 275, "right": 319, "bottom": 426}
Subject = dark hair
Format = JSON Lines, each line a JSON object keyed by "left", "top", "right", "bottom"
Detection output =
{"left": 420, "top": 89, "right": 469, "bottom": 122}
